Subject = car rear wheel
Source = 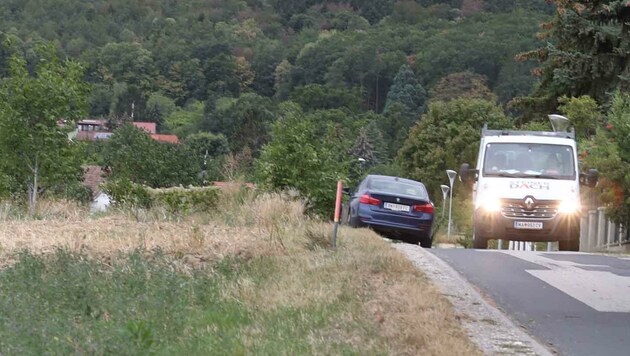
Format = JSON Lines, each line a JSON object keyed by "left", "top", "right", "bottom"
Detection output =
{"left": 419, "top": 236, "right": 432, "bottom": 248}
{"left": 347, "top": 207, "right": 359, "bottom": 228}
{"left": 340, "top": 203, "right": 349, "bottom": 225}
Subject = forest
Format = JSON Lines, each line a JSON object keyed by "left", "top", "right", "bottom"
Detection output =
{"left": 0, "top": 0, "right": 627, "bottom": 222}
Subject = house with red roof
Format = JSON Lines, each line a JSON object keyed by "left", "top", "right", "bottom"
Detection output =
{"left": 73, "top": 120, "right": 179, "bottom": 144}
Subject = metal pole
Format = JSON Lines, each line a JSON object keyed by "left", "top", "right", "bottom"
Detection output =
{"left": 446, "top": 171, "right": 456, "bottom": 241}
{"left": 580, "top": 214, "right": 589, "bottom": 252}
{"left": 597, "top": 207, "right": 606, "bottom": 248}
{"left": 440, "top": 185, "right": 449, "bottom": 220}
{"left": 588, "top": 210, "right": 597, "bottom": 250}
{"left": 607, "top": 221, "right": 616, "bottom": 245}
{"left": 332, "top": 181, "right": 343, "bottom": 249}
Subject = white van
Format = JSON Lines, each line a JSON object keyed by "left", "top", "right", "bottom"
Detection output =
{"left": 459, "top": 115, "right": 598, "bottom": 251}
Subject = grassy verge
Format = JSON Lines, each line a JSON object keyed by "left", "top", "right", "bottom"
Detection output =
{"left": 0, "top": 193, "right": 480, "bottom": 355}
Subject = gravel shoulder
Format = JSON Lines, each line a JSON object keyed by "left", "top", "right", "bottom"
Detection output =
{"left": 394, "top": 243, "right": 554, "bottom": 356}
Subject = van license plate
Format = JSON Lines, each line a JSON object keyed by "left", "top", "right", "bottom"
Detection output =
{"left": 514, "top": 221, "right": 543, "bottom": 230}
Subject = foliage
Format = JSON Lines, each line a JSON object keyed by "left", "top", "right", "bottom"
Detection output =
{"left": 383, "top": 64, "right": 427, "bottom": 118}
{"left": 202, "top": 93, "right": 276, "bottom": 154}
{"left": 378, "top": 102, "right": 414, "bottom": 156}
{"left": 185, "top": 132, "right": 229, "bottom": 157}
{"left": 145, "top": 92, "right": 177, "bottom": 132}
{"left": 581, "top": 92, "right": 630, "bottom": 223}
{"left": 429, "top": 71, "right": 497, "bottom": 103}
{"left": 557, "top": 95, "right": 602, "bottom": 142}
{"left": 102, "top": 177, "right": 152, "bottom": 209}
{"left": 149, "top": 186, "right": 221, "bottom": 215}
{"left": 289, "top": 84, "right": 362, "bottom": 112}
{"left": 164, "top": 100, "right": 204, "bottom": 138}
{"left": 517, "top": 0, "right": 630, "bottom": 116}
{"left": 0, "top": 1, "right": 558, "bottom": 206}
{"left": 0, "top": 42, "right": 88, "bottom": 214}
{"left": 258, "top": 103, "right": 348, "bottom": 217}
{"left": 398, "top": 98, "right": 510, "bottom": 198}
{"left": 102, "top": 124, "right": 199, "bottom": 188}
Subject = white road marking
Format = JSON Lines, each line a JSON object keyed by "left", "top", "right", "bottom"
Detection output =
{"left": 497, "top": 251, "right": 630, "bottom": 313}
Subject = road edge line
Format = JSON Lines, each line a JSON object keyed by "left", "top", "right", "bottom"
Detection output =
{"left": 394, "top": 244, "right": 555, "bottom": 356}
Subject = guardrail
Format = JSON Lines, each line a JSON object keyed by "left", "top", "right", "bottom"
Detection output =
{"left": 580, "top": 208, "right": 629, "bottom": 252}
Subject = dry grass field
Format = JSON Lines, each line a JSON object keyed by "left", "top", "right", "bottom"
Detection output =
{"left": 0, "top": 191, "right": 480, "bottom": 355}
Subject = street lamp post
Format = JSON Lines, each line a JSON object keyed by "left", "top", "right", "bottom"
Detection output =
{"left": 358, "top": 157, "right": 366, "bottom": 177}
{"left": 446, "top": 170, "right": 457, "bottom": 241}
{"left": 440, "top": 184, "right": 449, "bottom": 219}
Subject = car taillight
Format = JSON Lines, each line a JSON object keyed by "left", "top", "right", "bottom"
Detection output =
{"left": 413, "top": 203, "right": 434, "bottom": 214}
{"left": 359, "top": 194, "right": 381, "bottom": 206}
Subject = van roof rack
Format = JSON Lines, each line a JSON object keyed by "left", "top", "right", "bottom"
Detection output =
{"left": 481, "top": 124, "right": 575, "bottom": 139}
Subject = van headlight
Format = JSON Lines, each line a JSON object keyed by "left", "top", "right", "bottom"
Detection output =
{"left": 481, "top": 198, "right": 502, "bottom": 212}
{"left": 558, "top": 199, "right": 580, "bottom": 214}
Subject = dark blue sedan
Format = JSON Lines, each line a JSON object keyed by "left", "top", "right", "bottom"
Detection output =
{"left": 346, "top": 175, "right": 435, "bottom": 247}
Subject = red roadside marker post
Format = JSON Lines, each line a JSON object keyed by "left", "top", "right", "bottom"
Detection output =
{"left": 332, "top": 180, "right": 343, "bottom": 248}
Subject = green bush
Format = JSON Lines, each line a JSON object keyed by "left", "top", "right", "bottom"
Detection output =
{"left": 149, "top": 186, "right": 220, "bottom": 214}
{"left": 102, "top": 178, "right": 153, "bottom": 208}
{"left": 103, "top": 178, "right": 221, "bottom": 215}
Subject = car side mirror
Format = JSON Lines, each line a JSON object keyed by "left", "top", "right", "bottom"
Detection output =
{"left": 459, "top": 163, "right": 478, "bottom": 183}
{"left": 580, "top": 169, "right": 599, "bottom": 188}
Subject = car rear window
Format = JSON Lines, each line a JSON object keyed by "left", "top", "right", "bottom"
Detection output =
{"left": 368, "top": 179, "right": 427, "bottom": 198}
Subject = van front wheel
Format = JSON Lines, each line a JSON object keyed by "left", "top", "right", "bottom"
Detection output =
{"left": 472, "top": 230, "right": 487, "bottom": 249}
{"left": 559, "top": 238, "right": 579, "bottom": 251}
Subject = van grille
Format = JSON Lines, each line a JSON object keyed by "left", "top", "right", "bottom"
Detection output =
{"left": 501, "top": 199, "right": 558, "bottom": 220}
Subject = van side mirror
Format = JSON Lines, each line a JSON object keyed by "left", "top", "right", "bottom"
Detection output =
{"left": 342, "top": 187, "right": 352, "bottom": 196}
{"left": 459, "top": 163, "right": 478, "bottom": 183}
{"left": 580, "top": 169, "right": 599, "bottom": 188}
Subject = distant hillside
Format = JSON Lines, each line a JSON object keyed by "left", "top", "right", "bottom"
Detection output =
{"left": 0, "top": 0, "right": 553, "bottom": 159}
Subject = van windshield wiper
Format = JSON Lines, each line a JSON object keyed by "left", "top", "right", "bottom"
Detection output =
{"left": 485, "top": 172, "right": 518, "bottom": 177}
{"left": 529, "top": 174, "right": 560, "bottom": 180}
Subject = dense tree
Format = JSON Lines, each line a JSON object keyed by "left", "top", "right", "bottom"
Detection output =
{"left": 383, "top": 64, "right": 427, "bottom": 118}
{"left": 289, "top": 84, "right": 362, "bottom": 112}
{"left": 397, "top": 98, "right": 510, "bottom": 198}
{"left": 103, "top": 125, "right": 199, "bottom": 188}
{"left": 0, "top": 1, "right": 558, "bottom": 204}
{"left": 258, "top": 103, "right": 348, "bottom": 216}
{"left": 202, "top": 93, "right": 276, "bottom": 154}
{"left": 184, "top": 132, "right": 230, "bottom": 160}
{"left": 145, "top": 93, "right": 177, "bottom": 132}
{"left": 581, "top": 92, "right": 630, "bottom": 223}
{"left": 557, "top": 95, "right": 602, "bottom": 142}
{"left": 379, "top": 102, "right": 415, "bottom": 157}
{"left": 429, "top": 71, "right": 497, "bottom": 103}
{"left": 164, "top": 100, "right": 205, "bottom": 138}
{"left": 0, "top": 44, "right": 88, "bottom": 214}
{"left": 518, "top": 1, "right": 630, "bottom": 115}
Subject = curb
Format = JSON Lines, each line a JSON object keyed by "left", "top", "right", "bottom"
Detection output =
{"left": 394, "top": 244, "right": 554, "bottom": 356}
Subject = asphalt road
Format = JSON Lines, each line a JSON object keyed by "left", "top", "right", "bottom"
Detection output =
{"left": 429, "top": 249, "right": 630, "bottom": 356}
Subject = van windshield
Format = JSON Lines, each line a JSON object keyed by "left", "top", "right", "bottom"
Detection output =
{"left": 483, "top": 143, "right": 576, "bottom": 180}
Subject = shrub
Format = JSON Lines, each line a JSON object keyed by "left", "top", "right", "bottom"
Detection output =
{"left": 148, "top": 186, "right": 220, "bottom": 214}
{"left": 102, "top": 178, "right": 153, "bottom": 208}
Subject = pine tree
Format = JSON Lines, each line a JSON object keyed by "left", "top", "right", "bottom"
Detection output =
{"left": 383, "top": 64, "right": 427, "bottom": 120}
{"left": 517, "top": 1, "right": 630, "bottom": 115}
{"left": 349, "top": 127, "right": 377, "bottom": 165}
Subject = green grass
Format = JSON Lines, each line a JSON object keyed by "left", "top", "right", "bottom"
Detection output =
{"left": 0, "top": 249, "right": 381, "bottom": 355}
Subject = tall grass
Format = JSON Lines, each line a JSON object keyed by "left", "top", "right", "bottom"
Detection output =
{"left": 0, "top": 189, "right": 480, "bottom": 355}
